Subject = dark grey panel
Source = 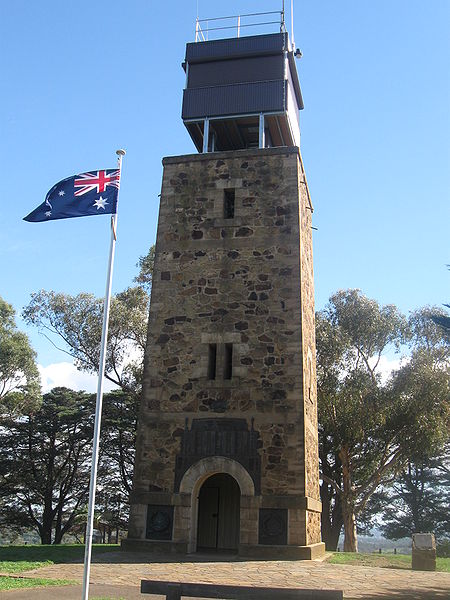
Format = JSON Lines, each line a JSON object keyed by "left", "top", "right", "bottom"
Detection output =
{"left": 186, "top": 32, "right": 287, "bottom": 63}
{"left": 182, "top": 80, "right": 285, "bottom": 120}
{"left": 188, "top": 55, "right": 284, "bottom": 88}
{"left": 258, "top": 508, "right": 288, "bottom": 545}
{"left": 146, "top": 505, "right": 174, "bottom": 541}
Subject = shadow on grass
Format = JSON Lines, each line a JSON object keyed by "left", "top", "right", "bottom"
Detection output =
{"left": 0, "top": 544, "right": 120, "bottom": 564}
{"left": 0, "top": 544, "right": 288, "bottom": 565}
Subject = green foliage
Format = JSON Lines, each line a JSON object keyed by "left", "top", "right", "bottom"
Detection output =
{"left": 93, "top": 390, "right": 140, "bottom": 539}
{"left": 0, "top": 296, "right": 40, "bottom": 418}
{"left": 437, "top": 540, "right": 450, "bottom": 557}
{"left": 374, "top": 453, "right": 450, "bottom": 542}
{"left": 22, "top": 244, "right": 155, "bottom": 394}
{"left": 430, "top": 303, "right": 450, "bottom": 335}
{"left": 366, "top": 307, "right": 449, "bottom": 543}
{"left": 134, "top": 244, "right": 155, "bottom": 293}
{"left": 101, "top": 390, "right": 139, "bottom": 494}
{"left": 23, "top": 287, "right": 149, "bottom": 393}
{"left": 317, "top": 289, "right": 408, "bottom": 551}
{"left": 409, "top": 305, "right": 450, "bottom": 355}
{"left": 0, "top": 388, "right": 95, "bottom": 544}
{"left": 318, "top": 294, "right": 450, "bottom": 553}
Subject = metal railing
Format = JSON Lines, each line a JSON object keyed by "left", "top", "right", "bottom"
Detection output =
{"left": 195, "top": 10, "right": 286, "bottom": 42}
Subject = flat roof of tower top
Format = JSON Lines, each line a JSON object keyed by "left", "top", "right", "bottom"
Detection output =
{"left": 185, "top": 32, "right": 290, "bottom": 63}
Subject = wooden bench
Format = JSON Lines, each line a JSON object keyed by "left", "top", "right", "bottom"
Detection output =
{"left": 140, "top": 580, "right": 344, "bottom": 599}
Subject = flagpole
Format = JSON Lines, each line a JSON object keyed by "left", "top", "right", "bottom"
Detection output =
{"left": 81, "top": 149, "right": 126, "bottom": 600}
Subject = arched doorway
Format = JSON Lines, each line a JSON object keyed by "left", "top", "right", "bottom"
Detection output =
{"left": 196, "top": 473, "right": 240, "bottom": 552}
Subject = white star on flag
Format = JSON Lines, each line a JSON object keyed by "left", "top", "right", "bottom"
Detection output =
{"left": 58, "top": 190, "right": 65, "bottom": 196}
{"left": 45, "top": 211, "right": 52, "bottom": 217}
{"left": 93, "top": 196, "right": 108, "bottom": 210}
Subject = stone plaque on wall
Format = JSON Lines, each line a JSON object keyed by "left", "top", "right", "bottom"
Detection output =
{"left": 146, "top": 505, "right": 174, "bottom": 541}
{"left": 174, "top": 417, "right": 261, "bottom": 493}
{"left": 258, "top": 508, "right": 288, "bottom": 545}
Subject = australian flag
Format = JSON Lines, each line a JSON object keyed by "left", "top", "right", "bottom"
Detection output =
{"left": 24, "top": 169, "right": 120, "bottom": 222}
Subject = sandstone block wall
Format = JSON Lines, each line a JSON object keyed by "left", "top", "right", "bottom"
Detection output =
{"left": 127, "top": 146, "right": 322, "bottom": 553}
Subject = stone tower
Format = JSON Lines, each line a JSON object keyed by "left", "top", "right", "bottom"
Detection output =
{"left": 125, "top": 24, "right": 325, "bottom": 559}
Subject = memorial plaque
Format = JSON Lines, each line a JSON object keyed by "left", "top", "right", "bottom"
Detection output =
{"left": 412, "top": 532, "right": 436, "bottom": 571}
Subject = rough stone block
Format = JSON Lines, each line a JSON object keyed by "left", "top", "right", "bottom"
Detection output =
{"left": 412, "top": 533, "right": 436, "bottom": 571}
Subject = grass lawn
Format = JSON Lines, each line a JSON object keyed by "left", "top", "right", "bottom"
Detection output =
{"left": 0, "top": 545, "right": 120, "bottom": 592}
{"left": 0, "top": 560, "right": 52, "bottom": 573}
{"left": 0, "top": 577, "right": 74, "bottom": 591}
{"left": 328, "top": 552, "right": 450, "bottom": 572}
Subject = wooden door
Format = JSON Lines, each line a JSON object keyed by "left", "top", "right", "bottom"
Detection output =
{"left": 197, "top": 486, "right": 219, "bottom": 549}
{"left": 197, "top": 474, "right": 240, "bottom": 551}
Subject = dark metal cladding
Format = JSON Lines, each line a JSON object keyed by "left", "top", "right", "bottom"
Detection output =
{"left": 182, "top": 30, "right": 303, "bottom": 149}
{"left": 188, "top": 55, "right": 284, "bottom": 88}
{"left": 182, "top": 81, "right": 285, "bottom": 120}
{"left": 185, "top": 32, "right": 288, "bottom": 63}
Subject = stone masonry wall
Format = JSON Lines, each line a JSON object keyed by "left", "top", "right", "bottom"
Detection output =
{"left": 298, "top": 156, "right": 322, "bottom": 544}
{"left": 129, "top": 146, "right": 322, "bottom": 548}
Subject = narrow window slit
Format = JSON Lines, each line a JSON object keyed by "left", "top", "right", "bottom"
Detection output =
{"left": 224, "top": 343, "right": 233, "bottom": 380}
{"left": 208, "top": 344, "right": 217, "bottom": 380}
{"left": 223, "top": 189, "right": 235, "bottom": 219}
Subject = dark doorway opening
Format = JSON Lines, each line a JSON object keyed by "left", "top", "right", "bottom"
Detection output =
{"left": 197, "top": 473, "right": 240, "bottom": 552}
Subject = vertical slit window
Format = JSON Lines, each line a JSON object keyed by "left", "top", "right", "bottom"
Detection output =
{"left": 223, "top": 189, "right": 235, "bottom": 219}
{"left": 224, "top": 343, "right": 233, "bottom": 380}
{"left": 208, "top": 344, "right": 217, "bottom": 380}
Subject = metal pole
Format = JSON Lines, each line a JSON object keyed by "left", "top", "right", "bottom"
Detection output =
{"left": 291, "top": 0, "right": 295, "bottom": 48}
{"left": 203, "top": 118, "right": 209, "bottom": 153}
{"left": 81, "top": 149, "right": 126, "bottom": 600}
{"left": 259, "top": 113, "right": 265, "bottom": 149}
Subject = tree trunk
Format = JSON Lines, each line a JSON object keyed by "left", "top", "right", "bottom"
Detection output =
{"left": 340, "top": 445, "right": 358, "bottom": 552}
{"left": 53, "top": 505, "right": 63, "bottom": 544}
{"left": 41, "top": 500, "right": 54, "bottom": 545}
{"left": 329, "top": 492, "right": 344, "bottom": 550}
{"left": 40, "top": 528, "right": 52, "bottom": 545}
{"left": 320, "top": 481, "right": 343, "bottom": 550}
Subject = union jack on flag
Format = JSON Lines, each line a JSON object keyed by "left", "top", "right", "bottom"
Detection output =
{"left": 74, "top": 170, "right": 120, "bottom": 197}
{"left": 24, "top": 168, "right": 121, "bottom": 222}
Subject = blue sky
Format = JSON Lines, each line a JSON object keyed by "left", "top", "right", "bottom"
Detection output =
{"left": 1, "top": 0, "right": 449, "bottom": 390}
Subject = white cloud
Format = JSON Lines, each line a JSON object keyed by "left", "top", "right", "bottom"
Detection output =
{"left": 38, "top": 362, "right": 120, "bottom": 394}
{"left": 369, "top": 354, "right": 410, "bottom": 384}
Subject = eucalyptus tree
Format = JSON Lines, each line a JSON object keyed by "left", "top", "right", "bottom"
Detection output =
{"left": 22, "top": 245, "right": 155, "bottom": 395}
{"left": 317, "top": 293, "right": 450, "bottom": 552}
{"left": 0, "top": 296, "right": 40, "bottom": 419}
{"left": 372, "top": 307, "right": 450, "bottom": 541}
{"left": 316, "top": 289, "right": 408, "bottom": 551}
